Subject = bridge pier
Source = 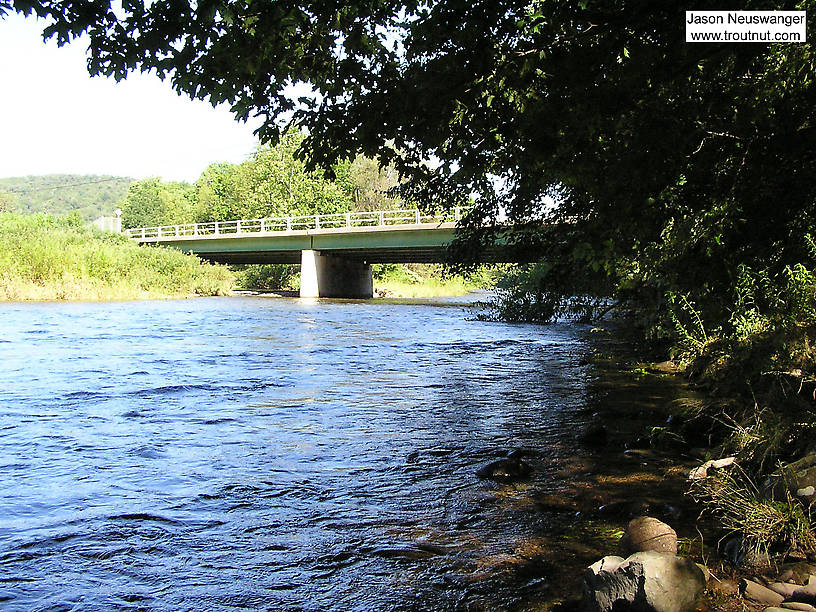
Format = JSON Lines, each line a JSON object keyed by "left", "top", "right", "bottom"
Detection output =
{"left": 299, "top": 250, "right": 373, "bottom": 299}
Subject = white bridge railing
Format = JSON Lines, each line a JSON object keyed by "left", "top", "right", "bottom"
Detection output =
{"left": 125, "top": 207, "right": 472, "bottom": 240}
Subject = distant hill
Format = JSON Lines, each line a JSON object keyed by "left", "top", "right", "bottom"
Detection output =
{"left": 0, "top": 175, "right": 134, "bottom": 221}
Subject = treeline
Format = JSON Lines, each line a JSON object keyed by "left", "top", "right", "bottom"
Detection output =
{"left": 0, "top": 175, "right": 132, "bottom": 221}
{"left": 120, "top": 131, "right": 402, "bottom": 229}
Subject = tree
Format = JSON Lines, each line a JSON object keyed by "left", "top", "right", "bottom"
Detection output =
{"left": 0, "top": 190, "right": 16, "bottom": 213}
{"left": 232, "top": 131, "right": 353, "bottom": 219}
{"left": 334, "top": 156, "right": 404, "bottom": 212}
{"left": 190, "top": 130, "right": 354, "bottom": 222}
{"left": 120, "top": 178, "right": 194, "bottom": 229}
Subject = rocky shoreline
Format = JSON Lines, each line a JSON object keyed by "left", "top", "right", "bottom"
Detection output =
{"left": 495, "top": 337, "right": 816, "bottom": 611}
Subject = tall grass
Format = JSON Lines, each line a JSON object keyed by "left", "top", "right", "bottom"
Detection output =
{"left": 373, "top": 263, "right": 495, "bottom": 298}
{"left": 0, "top": 213, "right": 233, "bottom": 301}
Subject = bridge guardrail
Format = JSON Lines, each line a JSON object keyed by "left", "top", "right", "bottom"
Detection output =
{"left": 125, "top": 207, "right": 473, "bottom": 241}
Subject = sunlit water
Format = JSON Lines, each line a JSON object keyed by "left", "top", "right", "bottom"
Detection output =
{"left": 0, "top": 296, "right": 593, "bottom": 611}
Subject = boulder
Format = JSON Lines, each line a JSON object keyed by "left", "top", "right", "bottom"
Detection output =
{"left": 781, "top": 603, "right": 816, "bottom": 611}
{"left": 688, "top": 456, "right": 736, "bottom": 480}
{"left": 620, "top": 517, "right": 678, "bottom": 556}
{"left": 582, "top": 551, "right": 705, "bottom": 612}
{"left": 577, "top": 425, "right": 608, "bottom": 447}
{"left": 790, "top": 575, "right": 816, "bottom": 605}
{"left": 762, "top": 453, "right": 816, "bottom": 500}
{"left": 740, "top": 579, "right": 785, "bottom": 606}
{"left": 768, "top": 582, "right": 800, "bottom": 598}
{"left": 779, "top": 563, "right": 816, "bottom": 585}
{"left": 475, "top": 454, "right": 533, "bottom": 482}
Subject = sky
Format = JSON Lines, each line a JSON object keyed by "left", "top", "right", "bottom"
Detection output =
{"left": 0, "top": 13, "right": 264, "bottom": 183}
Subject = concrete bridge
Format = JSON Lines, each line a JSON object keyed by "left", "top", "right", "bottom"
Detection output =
{"left": 126, "top": 207, "right": 495, "bottom": 298}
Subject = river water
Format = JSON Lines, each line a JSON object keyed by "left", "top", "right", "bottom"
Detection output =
{"left": 0, "top": 296, "right": 595, "bottom": 611}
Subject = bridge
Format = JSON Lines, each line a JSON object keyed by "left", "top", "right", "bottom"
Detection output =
{"left": 126, "top": 207, "right": 495, "bottom": 299}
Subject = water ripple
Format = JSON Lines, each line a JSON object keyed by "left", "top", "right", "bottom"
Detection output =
{"left": 0, "top": 296, "right": 590, "bottom": 611}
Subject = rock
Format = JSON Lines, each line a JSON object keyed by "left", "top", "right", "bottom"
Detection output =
{"left": 577, "top": 425, "right": 608, "bottom": 447}
{"left": 371, "top": 546, "right": 440, "bottom": 560}
{"left": 620, "top": 517, "right": 678, "bottom": 556}
{"left": 768, "top": 582, "right": 799, "bottom": 598}
{"left": 647, "top": 361, "right": 680, "bottom": 374}
{"left": 624, "top": 449, "right": 653, "bottom": 459}
{"left": 740, "top": 579, "right": 786, "bottom": 606}
{"left": 626, "top": 436, "right": 652, "bottom": 450}
{"left": 688, "top": 456, "right": 736, "bottom": 480}
{"left": 779, "top": 563, "right": 816, "bottom": 584}
{"left": 582, "top": 551, "right": 705, "bottom": 612}
{"left": 790, "top": 575, "right": 816, "bottom": 605}
{"left": 762, "top": 453, "right": 816, "bottom": 501}
{"left": 781, "top": 603, "right": 816, "bottom": 611}
{"left": 475, "top": 454, "right": 533, "bottom": 482}
{"left": 721, "top": 536, "right": 749, "bottom": 567}
{"left": 788, "top": 454, "right": 816, "bottom": 491}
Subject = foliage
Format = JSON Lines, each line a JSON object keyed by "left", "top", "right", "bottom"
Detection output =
{"left": 373, "top": 263, "right": 496, "bottom": 298}
{"left": 674, "top": 236, "right": 816, "bottom": 390}
{"left": 689, "top": 465, "right": 815, "bottom": 556}
{"left": 334, "top": 157, "right": 404, "bottom": 212}
{"left": 484, "top": 259, "right": 615, "bottom": 324}
{"left": 0, "top": 212, "right": 233, "bottom": 300}
{"left": 0, "top": 190, "right": 16, "bottom": 212}
{"left": 233, "top": 264, "right": 299, "bottom": 292}
{"left": 0, "top": 175, "right": 132, "bottom": 221}
{"left": 195, "top": 131, "right": 355, "bottom": 221}
{"left": 120, "top": 177, "right": 195, "bottom": 229}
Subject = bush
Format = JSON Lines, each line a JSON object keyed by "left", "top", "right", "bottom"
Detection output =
{"left": 234, "top": 264, "right": 299, "bottom": 291}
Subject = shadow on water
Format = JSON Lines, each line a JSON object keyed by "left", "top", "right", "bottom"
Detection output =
{"left": 0, "top": 297, "right": 701, "bottom": 611}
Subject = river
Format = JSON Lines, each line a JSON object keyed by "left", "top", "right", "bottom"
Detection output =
{"left": 0, "top": 295, "right": 598, "bottom": 611}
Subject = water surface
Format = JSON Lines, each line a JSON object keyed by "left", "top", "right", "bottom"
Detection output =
{"left": 0, "top": 296, "right": 592, "bottom": 611}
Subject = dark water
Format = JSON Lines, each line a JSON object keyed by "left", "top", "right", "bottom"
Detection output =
{"left": 0, "top": 296, "right": 592, "bottom": 611}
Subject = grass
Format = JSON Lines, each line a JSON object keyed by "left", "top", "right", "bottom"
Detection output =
{"left": 373, "top": 263, "right": 495, "bottom": 298}
{"left": 375, "top": 277, "right": 482, "bottom": 298}
{"left": 0, "top": 213, "right": 233, "bottom": 301}
{"left": 688, "top": 463, "right": 816, "bottom": 558}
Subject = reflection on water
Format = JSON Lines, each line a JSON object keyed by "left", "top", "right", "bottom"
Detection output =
{"left": 0, "top": 296, "right": 592, "bottom": 611}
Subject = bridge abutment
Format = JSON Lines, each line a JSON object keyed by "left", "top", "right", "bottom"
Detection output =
{"left": 299, "top": 250, "right": 373, "bottom": 299}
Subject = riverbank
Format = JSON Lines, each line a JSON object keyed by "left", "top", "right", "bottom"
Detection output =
{"left": 373, "top": 263, "right": 495, "bottom": 298}
{"left": 374, "top": 278, "right": 481, "bottom": 298}
{"left": 462, "top": 328, "right": 770, "bottom": 611}
{"left": 0, "top": 213, "right": 233, "bottom": 301}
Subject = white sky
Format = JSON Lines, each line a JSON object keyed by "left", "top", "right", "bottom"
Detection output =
{"left": 0, "top": 13, "right": 264, "bottom": 183}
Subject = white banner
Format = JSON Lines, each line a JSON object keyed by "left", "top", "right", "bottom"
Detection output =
{"left": 686, "top": 10, "right": 807, "bottom": 42}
